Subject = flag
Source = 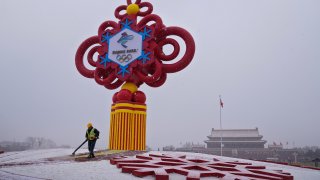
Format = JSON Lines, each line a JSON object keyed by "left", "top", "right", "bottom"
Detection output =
{"left": 219, "top": 96, "right": 224, "bottom": 108}
{"left": 273, "top": 142, "right": 276, "bottom": 145}
{"left": 280, "top": 142, "right": 282, "bottom": 146}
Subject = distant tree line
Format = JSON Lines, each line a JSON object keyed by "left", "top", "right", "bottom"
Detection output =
{"left": 297, "top": 146, "right": 320, "bottom": 162}
{"left": 0, "top": 137, "right": 70, "bottom": 152}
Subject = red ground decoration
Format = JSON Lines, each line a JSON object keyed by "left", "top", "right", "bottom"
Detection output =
{"left": 110, "top": 153, "right": 293, "bottom": 180}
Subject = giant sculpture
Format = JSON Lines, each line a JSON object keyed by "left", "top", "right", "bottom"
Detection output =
{"left": 75, "top": 0, "right": 195, "bottom": 150}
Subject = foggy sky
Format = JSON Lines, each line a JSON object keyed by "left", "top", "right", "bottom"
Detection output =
{"left": 0, "top": 0, "right": 319, "bottom": 149}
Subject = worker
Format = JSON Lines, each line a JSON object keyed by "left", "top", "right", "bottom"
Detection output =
{"left": 86, "top": 123, "right": 100, "bottom": 158}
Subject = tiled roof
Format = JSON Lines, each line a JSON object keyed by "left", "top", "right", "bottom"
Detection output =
{"left": 208, "top": 128, "right": 262, "bottom": 138}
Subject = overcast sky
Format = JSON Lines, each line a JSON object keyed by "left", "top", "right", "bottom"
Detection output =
{"left": 0, "top": 0, "right": 319, "bottom": 149}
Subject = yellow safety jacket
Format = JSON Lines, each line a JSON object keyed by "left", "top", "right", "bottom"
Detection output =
{"left": 87, "top": 128, "right": 96, "bottom": 140}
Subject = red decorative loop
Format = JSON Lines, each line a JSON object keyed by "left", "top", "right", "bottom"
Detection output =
{"left": 75, "top": 36, "right": 100, "bottom": 78}
{"left": 87, "top": 46, "right": 99, "bottom": 67}
{"left": 114, "top": 5, "right": 127, "bottom": 20}
{"left": 155, "top": 38, "right": 180, "bottom": 61}
{"left": 104, "top": 79, "right": 124, "bottom": 90}
{"left": 98, "top": 21, "right": 119, "bottom": 37}
{"left": 135, "top": 60, "right": 162, "bottom": 84}
{"left": 137, "top": 14, "right": 163, "bottom": 30}
{"left": 94, "top": 68, "right": 116, "bottom": 86}
{"left": 127, "top": 0, "right": 141, "bottom": 5}
{"left": 145, "top": 72, "right": 167, "bottom": 87}
{"left": 159, "top": 27, "right": 195, "bottom": 73}
{"left": 137, "top": 2, "right": 153, "bottom": 17}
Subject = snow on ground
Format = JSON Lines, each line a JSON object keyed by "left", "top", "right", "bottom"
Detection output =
{"left": 0, "top": 149, "right": 150, "bottom": 180}
{"left": 1, "top": 159, "right": 144, "bottom": 180}
{"left": 161, "top": 151, "right": 320, "bottom": 180}
{"left": 0, "top": 149, "right": 319, "bottom": 180}
{"left": 0, "top": 149, "right": 86, "bottom": 164}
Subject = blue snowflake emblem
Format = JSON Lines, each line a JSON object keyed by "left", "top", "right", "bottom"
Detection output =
{"left": 101, "top": 32, "right": 112, "bottom": 43}
{"left": 118, "top": 65, "right": 130, "bottom": 77}
{"left": 139, "top": 27, "right": 152, "bottom": 40}
{"left": 121, "top": 19, "right": 133, "bottom": 30}
{"left": 100, "top": 54, "right": 112, "bottom": 67}
{"left": 138, "top": 51, "right": 151, "bottom": 64}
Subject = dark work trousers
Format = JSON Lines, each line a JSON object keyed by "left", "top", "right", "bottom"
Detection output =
{"left": 88, "top": 139, "right": 96, "bottom": 155}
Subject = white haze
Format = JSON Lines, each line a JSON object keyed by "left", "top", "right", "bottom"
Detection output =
{"left": 0, "top": 0, "right": 319, "bottom": 149}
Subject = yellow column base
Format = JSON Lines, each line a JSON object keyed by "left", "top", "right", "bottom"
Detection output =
{"left": 108, "top": 102, "right": 147, "bottom": 150}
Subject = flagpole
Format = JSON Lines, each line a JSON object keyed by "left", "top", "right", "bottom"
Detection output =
{"left": 219, "top": 95, "right": 223, "bottom": 156}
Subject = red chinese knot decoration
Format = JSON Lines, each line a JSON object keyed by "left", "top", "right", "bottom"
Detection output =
{"left": 75, "top": 0, "right": 195, "bottom": 89}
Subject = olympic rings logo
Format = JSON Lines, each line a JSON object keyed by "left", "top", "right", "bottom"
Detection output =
{"left": 116, "top": 54, "right": 132, "bottom": 63}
